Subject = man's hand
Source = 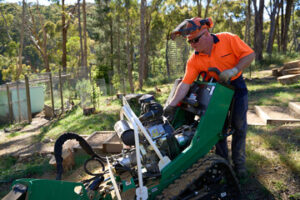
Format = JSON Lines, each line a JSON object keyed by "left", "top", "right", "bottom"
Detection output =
{"left": 163, "top": 105, "right": 177, "bottom": 122}
{"left": 219, "top": 67, "right": 239, "bottom": 82}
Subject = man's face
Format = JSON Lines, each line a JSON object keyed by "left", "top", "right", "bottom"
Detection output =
{"left": 188, "top": 29, "right": 209, "bottom": 52}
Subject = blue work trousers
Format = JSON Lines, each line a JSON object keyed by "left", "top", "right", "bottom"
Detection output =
{"left": 216, "top": 76, "right": 248, "bottom": 169}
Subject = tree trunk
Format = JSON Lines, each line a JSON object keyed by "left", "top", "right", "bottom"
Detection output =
{"left": 82, "top": 0, "right": 88, "bottom": 78}
{"left": 108, "top": 16, "right": 113, "bottom": 94}
{"left": 276, "top": 3, "right": 281, "bottom": 52}
{"left": 139, "top": 0, "right": 146, "bottom": 90}
{"left": 125, "top": 3, "right": 134, "bottom": 93}
{"left": 244, "top": 0, "right": 251, "bottom": 45}
{"left": 43, "top": 30, "right": 50, "bottom": 72}
{"left": 280, "top": 0, "right": 284, "bottom": 52}
{"left": 143, "top": 11, "right": 150, "bottom": 80}
{"left": 204, "top": 0, "right": 211, "bottom": 18}
{"left": 291, "top": 3, "right": 298, "bottom": 52}
{"left": 18, "top": 0, "right": 25, "bottom": 79}
{"left": 211, "top": 0, "right": 223, "bottom": 33}
{"left": 165, "top": 36, "right": 170, "bottom": 80}
{"left": 62, "top": 0, "right": 67, "bottom": 72}
{"left": 282, "top": 0, "right": 293, "bottom": 53}
{"left": 77, "top": 0, "right": 84, "bottom": 69}
{"left": 196, "top": 0, "right": 202, "bottom": 17}
{"left": 252, "top": 0, "right": 264, "bottom": 61}
{"left": 266, "top": 0, "right": 279, "bottom": 55}
{"left": 28, "top": 3, "right": 50, "bottom": 72}
{"left": 116, "top": 14, "right": 125, "bottom": 94}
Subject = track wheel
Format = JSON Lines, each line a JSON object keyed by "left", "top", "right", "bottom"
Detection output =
{"left": 156, "top": 154, "right": 241, "bottom": 200}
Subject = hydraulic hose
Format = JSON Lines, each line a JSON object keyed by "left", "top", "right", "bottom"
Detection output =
{"left": 54, "top": 132, "right": 106, "bottom": 180}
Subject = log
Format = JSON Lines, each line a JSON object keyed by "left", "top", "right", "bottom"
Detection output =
{"left": 277, "top": 74, "right": 300, "bottom": 85}
{"left": 282, "top": 68, "right": 300, "bottom": 75}
{"left": 283, "top": 60, "right": 300, "bottom": 69}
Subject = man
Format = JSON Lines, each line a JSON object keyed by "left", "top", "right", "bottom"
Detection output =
{"left": 164, "top": 17, "right": 255, "bottom": 178}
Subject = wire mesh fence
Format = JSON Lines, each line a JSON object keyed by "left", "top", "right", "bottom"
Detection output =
{"left": 0, "top": 67, "right": 117, "bottom": 125}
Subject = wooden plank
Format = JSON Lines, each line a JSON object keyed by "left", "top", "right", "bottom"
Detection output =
{"left": 289, "top": 102, "right": 300, "bottom": 118}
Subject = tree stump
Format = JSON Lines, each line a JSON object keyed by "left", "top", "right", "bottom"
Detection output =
{"left": 277, "top": 74, "right": 300, "bottom": 85}
{"left": 49, "top": 149, "right": 75, "bottom": 172}
{"left": 44, "top": 105, "right": 54, "bottom": 119}
{"left": 83, "top": 107, "right": 95, "bottom": 116}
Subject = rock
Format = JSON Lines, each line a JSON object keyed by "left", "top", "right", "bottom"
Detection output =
{"left": 42, "top": 138, "right": 52, "bottom": 143}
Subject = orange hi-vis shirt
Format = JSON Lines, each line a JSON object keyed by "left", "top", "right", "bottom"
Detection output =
{"left": 182, "top": 32, "right": 254, "bottom": 84}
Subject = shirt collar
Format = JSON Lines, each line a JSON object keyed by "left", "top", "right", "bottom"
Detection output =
{"left": 195, "top": 33, "right": 219, "bottom": 55}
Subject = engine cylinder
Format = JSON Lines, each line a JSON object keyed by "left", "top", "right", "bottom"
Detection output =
{"left": 114, "top": 120, "right": 135, "bottom": 146}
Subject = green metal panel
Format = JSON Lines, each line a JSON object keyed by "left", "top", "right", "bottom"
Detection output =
{"left": 148, "top": 82, "right": 234, "bottom": 199}
{"left": 12, "top": 179, "right": 90, "bottom": 200}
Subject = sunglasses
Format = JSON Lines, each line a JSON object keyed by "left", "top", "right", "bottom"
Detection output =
{"left": 188, "top": 32, "right": 205, "bottom": 44}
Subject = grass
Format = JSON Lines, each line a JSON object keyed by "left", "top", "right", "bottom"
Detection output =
{"left": 0, "top": 154, "right": 52, "bottom": 183}
{"left": 246, "top": 78, "right": 300, "bottom": 108}
{"left": 244, "top": 125, "right": 300, "bottom": 199}
{"left": 35, "top": 105, "right": 120, "bottom": 142}
{"left": 0, "top": 153, "right": 92, "bottom": 198}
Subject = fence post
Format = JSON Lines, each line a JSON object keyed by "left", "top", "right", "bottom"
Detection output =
{"left": 49, "top": 72, "right": 55, "bottom": 116}
{"left": 59, "top": 69, "right": 64, "bottom": 113}
{"left": 25, "top": 75, "right": 32, "bottom": 123}
{"left": 6, "top": 84, "right": 13, "bottom": 123}
{"left": 16, "top": 81, "right": 21, "bottom": 122}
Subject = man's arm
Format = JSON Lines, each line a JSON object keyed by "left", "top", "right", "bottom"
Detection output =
{"left": 235, "top": 52, "right": 255, "bottom": 72}
{"left": 169, "top": 82, "right": 191, "bottom": 106}
{"left": 219, "top": 52, "right": 255, "bottom": 82}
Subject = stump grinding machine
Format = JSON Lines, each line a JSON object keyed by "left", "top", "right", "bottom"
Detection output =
{"left": 4, "top": 77, "right": 241, "bottom": 200}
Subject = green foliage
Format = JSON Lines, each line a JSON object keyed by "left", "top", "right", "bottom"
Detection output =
{"left": 0, "top": 155, "right": 17, "bottom": 171}
{"left": 0, "top": 155, "right": 52, "bottom": 183}
{"left": 76, "top": 79, "right": 93, "bottom": 107}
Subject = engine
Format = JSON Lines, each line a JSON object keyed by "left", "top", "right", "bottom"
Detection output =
{"left": 113, "top": 94, "right": 197, "bottom": 177}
